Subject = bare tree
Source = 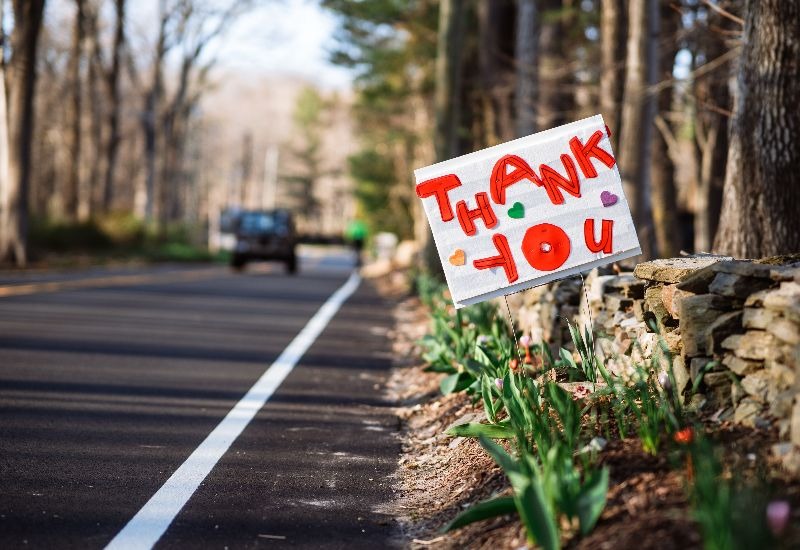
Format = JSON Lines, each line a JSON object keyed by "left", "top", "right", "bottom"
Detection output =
{"left": 477, "top": 0, "right": 515, "bottom": 145}
{"left": 600, "top": 0, "right": 627, "bottom": 141}
{"left": 691, "top": 4, "right": 737, "bottom": 252}
{"left": 159, "top": 1, "right": 239, "bottom": 226}
{"left": 0, "top": 1, "right": 9, "bottom": 253}
{"left": 650, "top": 1, "right": 679, "bottom": 257}
{"left": 64, "top": 0, "right": 86, "bottom": 221}
{"left": 103, "top": 0, "right": 126, "bottom": 212}
{"left": 434, "top": 0, "right": 466, "bottom": 161}
{"left": 714, "top": 0, "right": 800, "bottom": 256}
{"left": 0, "top": 0, "right": 47, "bottom": 266}
{"left": 423, "top": 0, "right": 467, "bottom": 275}
{"left": 84, "top": 0, "right": 105, "bottom": 216}
{"left": 238, "top": 131, "right": 253, "bottom": 206}
{"left": 537, "top": 0, "right": 574, "bottom": 129}
{"left": 515, "top": 0, "right": 538, "bottom": 137}
{"left": 142, "top": 0, "right": 169, "bottom": 224}
{"left": 618, "top": 0, "right": 657, "bottom": 257}
{"left": 133, "top": 0, "right": 243, "bottom": 230}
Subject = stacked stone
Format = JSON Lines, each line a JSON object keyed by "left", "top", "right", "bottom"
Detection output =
{"left": 714, "top": 263, "right": 799, "bottom": 433}
{"left": 508, "top": 278, "right": 582, "bottom": 351}
{"left": 577, "top": 269, "right": 648, "bottom": 381}
{"left": 511, "top": 255, "right": 800, "bottom": 470}
{"left": 634, "top": 258, "right": 800, "bottom": 426}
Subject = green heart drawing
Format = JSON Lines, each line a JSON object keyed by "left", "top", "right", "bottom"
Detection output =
{"left": 508, "top": 202, "right": 525, "bottom": 219}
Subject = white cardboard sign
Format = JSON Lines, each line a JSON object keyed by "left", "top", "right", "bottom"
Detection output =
{"left": 414, "top": 115, "right": 641, "bottom": 308}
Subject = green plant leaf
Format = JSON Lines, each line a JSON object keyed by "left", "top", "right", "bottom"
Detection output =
{"left": 479, "top": 437, "right": 560, "bottom": 550}
{"left": 479, "top": 436, "right": 519, "bottom": 474}
{"left": 560, "top": 347, "right": 577, "bottom": 370}
{"left": 576, "top": 467, "right": 609, "bottom": 535}
{"left": 448, "top": 421, "right": 514, "bottom": 439}
{"left": 546, "top": 383, "right": 580, "bottom": 449}
{"left": 440, "top": 371, "right": 474, "bottom": 395}
{"left": 423, "top": 363, "right": 457, "bottom": 374}
{"left": 541, "top": 343, "right": 556, "bottom": 369}
{"left": 568, "top": 321, "right": 582, "bottom": 350}
{"left": 516, "top": 470, "right": 560, "bottom": 550}
{"left": 474, "top": 344, "right": 498, "bottom": 368}
{"left": 442, "top": 496, "right": 517, "bottom": 532}
{"left": 481, "top": 375, "right": 496, "bottom": 423}
{"left": 691, "top": 360, "right": 720, "bottom": 394}
{"left": 464, "top": 358, "right": 485, "bottom": 375}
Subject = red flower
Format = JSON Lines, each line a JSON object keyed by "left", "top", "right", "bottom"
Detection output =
{"left": 673, "top": 427, "right": 694, "bottom": 445}
{"left": 523, "top": 348, "right": 534, "bottom": 364}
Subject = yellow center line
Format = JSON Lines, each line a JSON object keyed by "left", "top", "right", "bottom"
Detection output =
{"left": 0, "top": 267, "right": 230, "bottom": 298}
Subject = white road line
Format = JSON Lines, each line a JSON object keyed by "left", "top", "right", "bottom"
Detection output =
{"left": 106, "top": 271, "right": 362, "bottom": 550}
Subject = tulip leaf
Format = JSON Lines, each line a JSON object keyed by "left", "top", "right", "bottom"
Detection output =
{"left": 577, "top": 467, "right": 609, "bottom": 535}
{"left": 442, "top": 496, "right": 517, "bottom": 532}
{"left": 447, "top": 421, "right": 514, "bottom": 439}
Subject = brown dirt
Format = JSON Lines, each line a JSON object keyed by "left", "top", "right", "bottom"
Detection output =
{"left": 373, "top": 270, "right": 800, "bottom": 549}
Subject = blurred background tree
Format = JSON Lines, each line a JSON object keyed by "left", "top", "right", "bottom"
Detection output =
{"left": 0, "top": 0, "right": 798, "bottom": 268}
{"left": 285, "top": 86, "right": 326, "bottom": 230}
{"left": 324, "top": 0, "right": 799, "bottom": 271}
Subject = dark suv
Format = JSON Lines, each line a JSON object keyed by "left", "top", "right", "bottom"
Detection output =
{"left": 231, "top": 209, "right": 298, "bottom": 273}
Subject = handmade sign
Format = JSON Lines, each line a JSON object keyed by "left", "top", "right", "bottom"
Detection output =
{"left": 414, "top": 115, "right": 640, "bottom": 308}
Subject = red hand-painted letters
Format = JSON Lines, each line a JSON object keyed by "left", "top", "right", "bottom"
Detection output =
{"left": 417, "top": 129, "right": 618, "bottom": 283}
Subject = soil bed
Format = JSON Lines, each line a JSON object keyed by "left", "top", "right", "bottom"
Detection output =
{"left": 377, "top": 272, "right": 800, "bottom": 549}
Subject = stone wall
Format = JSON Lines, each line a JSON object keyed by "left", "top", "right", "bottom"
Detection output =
{"left": 508, "top": 256, "right": 800, "bottom": 470}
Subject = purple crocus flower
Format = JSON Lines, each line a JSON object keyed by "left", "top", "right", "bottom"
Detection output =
{"left": 767, "top": 500, "right": 791, "bottom": 537}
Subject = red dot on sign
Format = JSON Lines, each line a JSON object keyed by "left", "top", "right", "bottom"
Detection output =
{"left": 521, "top": 223, "right": 571, "bottom": 271}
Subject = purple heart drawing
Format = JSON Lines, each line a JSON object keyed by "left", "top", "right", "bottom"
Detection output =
{"left": 600, "top": 190, "right": 618, "bottom": 207}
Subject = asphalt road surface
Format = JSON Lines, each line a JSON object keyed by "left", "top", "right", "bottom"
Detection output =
{"left": 0, "top": 249, "right": 401, "bottom": 549}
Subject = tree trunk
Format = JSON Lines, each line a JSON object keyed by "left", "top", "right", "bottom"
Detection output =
{"left": 692, "top": 9, "right": 733, "bottom": 253}
{"left": 618, "top": 0, "right": 656, "bottom": 258}
{"left": 478, "top": 0, "right": 515, "bottom": 146}
{"left": 650, "top": 0, "right": 679, "bottom": 258}
{"left": 64, "top": 0, "right": 85, "bottom": 221}
{"left": 103, "top": 0, "right": 125, "bottom": 213}
{"left": 714, "top": 0, "right": 800, "bottom": 257}
{"left": 426, "top": 0, "right": 467, "bottom": 276}
{"left": 433, "top": 0, "right": 466, "bottom": 161}
{"left": 0, "top": 0, "right": 9, "bottom": 256}
{"left": 240, "top": 131, "right": 253, "bottom": 207}
{"left": 84, "top": 1, "right": 106, "bottom": 218}
{"left": 411, "top": 77, "right": 436, "bottom": 277}
{"left": 515, "top": 0, "right": 538, "bottom": 137}
{"left": 143, "top": 1, "right": 168, "bottom": 226}
{"left": 537, "top": 0, "right": 574, "bottom": 129}
{"left": 1, "top": 0, "right": 46, "bottom": 266}
{"left": 600, "top": 0, "right": 627, "bottom": 142}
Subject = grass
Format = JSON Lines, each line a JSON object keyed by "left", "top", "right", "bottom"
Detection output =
{"left": 26, "top": 215, "right": 227, "bottom": 266}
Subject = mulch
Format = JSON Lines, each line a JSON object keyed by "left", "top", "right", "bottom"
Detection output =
{"left": 371, "top": 270, "right": 800, "bottom": 549}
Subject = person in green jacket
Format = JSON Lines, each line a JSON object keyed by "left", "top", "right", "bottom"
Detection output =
{"left": 345, "top": 219, "right": 368, "bottom": 266}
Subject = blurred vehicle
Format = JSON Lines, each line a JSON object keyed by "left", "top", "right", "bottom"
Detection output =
{"left": 231, "top": 209, "right": 297, "bottom": 273}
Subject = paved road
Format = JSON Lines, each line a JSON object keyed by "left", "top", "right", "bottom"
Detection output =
{"left": 0, "top": 250, "right": 401, "bottom": 548}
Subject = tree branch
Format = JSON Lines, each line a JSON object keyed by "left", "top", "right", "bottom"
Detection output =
{"left": 701, "top": 0, "right": 744, "bottom": 27}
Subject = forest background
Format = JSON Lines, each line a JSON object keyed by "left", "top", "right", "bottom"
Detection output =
{"left": 0, "top": 0, "right": 798, "bottom": 268}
